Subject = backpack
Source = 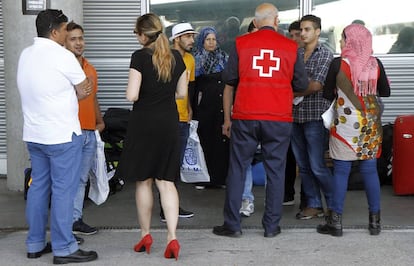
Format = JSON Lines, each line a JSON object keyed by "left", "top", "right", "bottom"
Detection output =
{"left": 377, "top": 123, "right": 393, "bottom": 185}
{"left": 101, "top": 108, "right": 130, "bottom": 195}
{"left": 101, "top": 108, "right": 130, "bottom": 146}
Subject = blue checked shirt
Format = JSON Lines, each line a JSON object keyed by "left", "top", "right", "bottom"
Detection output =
{"left": 293, "top": 44, "right": 334, "bottom": 123}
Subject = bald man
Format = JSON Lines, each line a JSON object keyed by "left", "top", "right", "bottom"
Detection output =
{"left": 213, "top": 3, "right": 308, "bottom": 238}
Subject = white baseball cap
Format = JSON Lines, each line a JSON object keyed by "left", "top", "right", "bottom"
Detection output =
{"left": 169, "top": 23, "right": 198, "bottom": 41}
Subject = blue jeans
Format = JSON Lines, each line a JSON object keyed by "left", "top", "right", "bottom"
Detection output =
{"left": 73, "top": 130, "right": 97, "bottom": 222}
{"left": 291, "top": 121, "right": 332, "bottom": 209}
{"left": 332, "top": 159, "right": 381, "bottom": 214}
{"left": 242, "top": 164, "right": 254, "bottom": 202}
{"left": 26, "top": 133, "right": 82, "bottom": 256}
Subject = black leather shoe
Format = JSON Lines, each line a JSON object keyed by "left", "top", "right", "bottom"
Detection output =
{"left": 264, "top": 226, "right": 281, "bottom": 238}
{"left": 53, "top": 249, "right": 98, "bottom": 264}
{"left": 212, "top": 225, "right": 242, "bottom": 237}
{"left": 27, "top": 242, "right": 52, "bottom": 259}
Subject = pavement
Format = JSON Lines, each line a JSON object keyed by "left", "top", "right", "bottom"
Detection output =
{"left": 1, "top": 177, "right": 414, "bottom": 265}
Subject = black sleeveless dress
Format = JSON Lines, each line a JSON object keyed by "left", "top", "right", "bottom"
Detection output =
{"left": 116, "top": 48, "right": 186, "bottom": 182}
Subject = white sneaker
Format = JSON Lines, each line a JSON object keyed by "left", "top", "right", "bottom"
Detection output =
{"left": 240, "top": 199, "right": 254, "bottom": 217}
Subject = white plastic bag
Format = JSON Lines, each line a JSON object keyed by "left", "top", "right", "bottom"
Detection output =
{"left": 88, "top": 130, "right": 110, "bottom": 205}
{"left": 293, "top": 96, "right": 304, "bottom": 105}
{"left": 180, "top": 120, "right": 210, "bottom": 183}
{"left": 322, "top": 101, "right": 336, "bottom": 129}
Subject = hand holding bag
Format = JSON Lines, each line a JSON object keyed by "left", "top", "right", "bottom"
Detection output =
{"left": 88, "top": 130, "right": 110, "bottom": 205}
{"left": 180, "top": 120, "right": 210, "bottom": 183}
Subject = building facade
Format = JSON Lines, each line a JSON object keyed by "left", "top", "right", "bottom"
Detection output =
{"left": 1, "top": 0, "right": 414, "bottom": 189}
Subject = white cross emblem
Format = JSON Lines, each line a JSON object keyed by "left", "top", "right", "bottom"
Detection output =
{"left": 252, "top": 49, "right": 280, "bottom": 77}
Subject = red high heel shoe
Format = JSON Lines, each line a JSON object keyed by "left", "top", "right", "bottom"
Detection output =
{"left": 133, "top": 234, "right": 153, "bottom": 254}
{"left": 164, "top": 239, "right": 180, "bottom": 260}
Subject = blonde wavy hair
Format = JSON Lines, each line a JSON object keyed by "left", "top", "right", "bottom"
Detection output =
{"left": 135, "top": 13, "right": 175, "bottom": 82}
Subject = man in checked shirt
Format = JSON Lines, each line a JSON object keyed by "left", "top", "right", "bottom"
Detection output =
{"left": 291, "top": 14, "right": 334, "bottom": 220}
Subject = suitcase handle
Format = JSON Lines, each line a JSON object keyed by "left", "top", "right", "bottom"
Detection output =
{"left": 402, "top": 134, "right": 412, "bottom": 139}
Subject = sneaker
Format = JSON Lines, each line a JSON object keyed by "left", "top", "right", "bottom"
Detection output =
{"left": 160, "top": 207, "right": 194, "bottom": 222}
{"left": 74, "top": 234, "right": 84, "bottom": 245}
{"left": 295, "top": 207, "right": 324, "bottom": 220}
{"left": 283, "top": 197, "right": 295, "bottom": 206}
{"left": 239, "top": 199, "right": 254, "bottom": 217}
{"left": 195, "top": 185, "right": 205, "bottom": 190}
{"left": 179, "top": 207, "right": 194, "bottom": 218}
{"left": 73, "top": 219, "right": 98, "bottom": 235}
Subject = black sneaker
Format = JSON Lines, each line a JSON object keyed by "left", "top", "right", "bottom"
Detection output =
{"left": 74, "top": 234, "right": 84, "bottom": 245}
{"left": 73, "top": 219, "right": 98, "bottom": 235}
{"left": 160, "top": 207, "right": 194, "bottom": 222}
{"left": 283, "top": 196, "right": 295, "bottom": 206}
{"left": 179, "top": 207, "right": 194, "bottom": 218}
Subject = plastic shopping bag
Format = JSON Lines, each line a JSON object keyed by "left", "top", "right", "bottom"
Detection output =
{"left": 180, "top": 120, "right": 210, "bottom": 183}
{"left": 321, "top": 100, "right": 336, "bottom": 129}
{"left": 88, "top": 130, "right": 110, "bottom": 205}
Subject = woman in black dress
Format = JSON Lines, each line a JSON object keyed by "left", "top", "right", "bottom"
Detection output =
{"left": 117, "top": 13, "right": 187, "bottom": 260}
{"left": 192, "top": 26, "right": 229, "bottom": 189}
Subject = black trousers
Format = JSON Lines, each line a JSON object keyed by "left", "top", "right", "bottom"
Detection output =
{"left": 223, "top": 120, "right": 291, "bottom": 233}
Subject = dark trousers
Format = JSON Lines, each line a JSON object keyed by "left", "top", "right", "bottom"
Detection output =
{"left": 223, "top": 120, "right": 291, "bottom": 233}
{"left": 176, "top": 122, "right": 190, "bottom": 184}
{"left": 284, "top": 144, "right": 296, "bottom": 199}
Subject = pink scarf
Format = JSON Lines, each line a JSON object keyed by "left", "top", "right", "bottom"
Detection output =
{"left": 341, "top": 24, "right": 378, "bottom": 96}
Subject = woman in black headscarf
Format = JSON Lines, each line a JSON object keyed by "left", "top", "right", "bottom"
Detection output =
{"left": 192, "top": 26, "right": 229, "bottom": 189}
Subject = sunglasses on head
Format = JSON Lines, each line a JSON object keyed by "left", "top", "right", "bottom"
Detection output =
{"left": 48, "top": 10, "right": 64, "bottom": 30}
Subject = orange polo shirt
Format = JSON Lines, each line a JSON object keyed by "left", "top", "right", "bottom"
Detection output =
{"left": 78, "top": 57, "right": 98, "bottom": 130}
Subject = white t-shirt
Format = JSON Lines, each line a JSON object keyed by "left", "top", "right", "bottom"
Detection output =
{"left": 17, "top": 37, "right": 86, "bottom": 145}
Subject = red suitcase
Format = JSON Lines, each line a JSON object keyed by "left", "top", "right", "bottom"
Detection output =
{"left": 392, "top": 115, "right": 414, "bottom": 195}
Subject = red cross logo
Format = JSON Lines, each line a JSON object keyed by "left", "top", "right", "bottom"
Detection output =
{"left": 252, "top": 49, "right": 280, "bottom": 77}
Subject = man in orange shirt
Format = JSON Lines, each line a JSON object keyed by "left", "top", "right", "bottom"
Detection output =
{"left": 65, "top": 22, "right": 105, "bottom": 238}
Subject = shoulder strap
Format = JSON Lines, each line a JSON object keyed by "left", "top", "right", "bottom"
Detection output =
{"left": 336, "top": 60, "right": 364, "bottom": 112}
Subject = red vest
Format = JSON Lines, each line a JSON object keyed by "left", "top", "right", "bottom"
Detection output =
{"left": 233, "top": 29, "right": 298, "bottom": 122}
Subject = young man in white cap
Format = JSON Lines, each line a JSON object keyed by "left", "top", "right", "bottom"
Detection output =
{"left": 159, "top": 23, "right": 198, "bottom": 222}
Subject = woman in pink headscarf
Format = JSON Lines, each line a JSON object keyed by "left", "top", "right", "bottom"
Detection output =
{"left": 317, "top": 24, "right": 390, "bottom": 237}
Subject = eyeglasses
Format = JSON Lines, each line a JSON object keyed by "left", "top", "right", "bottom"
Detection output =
{"left": 55, "top": 10, "right": 64, "bottom": 19}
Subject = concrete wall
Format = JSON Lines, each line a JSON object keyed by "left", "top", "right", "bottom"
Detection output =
{"left": 4, "top": 0, "right": 83, "bottom": 191}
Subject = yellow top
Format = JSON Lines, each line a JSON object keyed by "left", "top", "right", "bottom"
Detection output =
{"left": 176, "top": 52, "right": 195, "bottom": 122}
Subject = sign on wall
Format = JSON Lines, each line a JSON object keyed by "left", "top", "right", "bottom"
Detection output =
{"left": 22, "top": 0, "right": 49, "bottom": 15}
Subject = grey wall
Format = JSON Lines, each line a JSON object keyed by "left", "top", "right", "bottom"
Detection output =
{"left": 4, "top": 0, "right": 83, "bottom": 190}
{"left": 4, "top": 0, "right": 35, "bottom": 190}
{"left": 83, "top": 0, "right": 142, "bottom": 111}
